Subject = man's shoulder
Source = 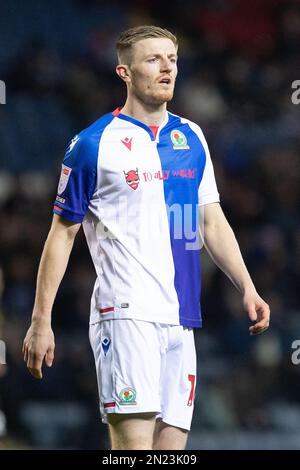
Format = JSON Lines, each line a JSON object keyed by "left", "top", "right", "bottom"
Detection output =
{"left": 168, "top": 111, "right": 202, "bottom": 132}
{"left": 167, "top": 111, "right": 206, "bottom": 139}
{"left": 80, "top": 111, "right": 115, "bottom": 140}
{"left": 66, "top": 111, "right": 115, "bottom": 156}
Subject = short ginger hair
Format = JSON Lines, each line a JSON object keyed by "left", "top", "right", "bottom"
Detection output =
{"left": 116, "top": 25, "right": 178, "bottom": 64}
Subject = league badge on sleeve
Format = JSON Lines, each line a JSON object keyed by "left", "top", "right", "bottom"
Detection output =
{"left": 57, "top": 164, "right": 72, "bottom": 195}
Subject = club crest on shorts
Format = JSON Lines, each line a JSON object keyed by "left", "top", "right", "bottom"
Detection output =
{"left": 57, "top": 164, "right": 72, "bottom": 195}
{"left": 118, "top": 387, "right": 137, "bottom": 405}
{"left": 171, "top": 129, "right": 190, "bottom": 150}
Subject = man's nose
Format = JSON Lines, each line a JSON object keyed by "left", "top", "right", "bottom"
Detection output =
{"left": 160, "top": 58, "right": 172, "bottom": 71}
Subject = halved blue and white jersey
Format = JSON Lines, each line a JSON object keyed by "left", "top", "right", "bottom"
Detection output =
{"left": 54, "top": 108, "right": 220, "bottom": 328}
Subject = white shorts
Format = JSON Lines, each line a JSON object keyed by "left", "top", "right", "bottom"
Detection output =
{"left": 89, "top": 319, "right": 197, "bottom": 431}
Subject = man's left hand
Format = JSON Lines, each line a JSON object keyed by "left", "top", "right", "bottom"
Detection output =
{"left": 243, "top": 290, "right": 270, "bottom": 335}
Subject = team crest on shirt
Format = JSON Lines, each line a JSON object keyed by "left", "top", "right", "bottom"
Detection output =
{"left": 171, "top": 129, "right": 190, "bottom": 150}
{"left": 118, "top": 388, "right": 137, "bottom": 405}
{"left": 57, "top": 164, "right": 72, "bottom": 195}
{"left": 124, "top": 168, "right": 140, "bottom": 190}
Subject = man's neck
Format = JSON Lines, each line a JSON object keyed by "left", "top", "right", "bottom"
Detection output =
{"left": 120, "top": 97, "right": 167, "bottom": 127}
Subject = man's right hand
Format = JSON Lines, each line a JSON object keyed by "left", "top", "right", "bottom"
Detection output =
{"left": 22, "top": 319, "right": 55, "bottom": 379}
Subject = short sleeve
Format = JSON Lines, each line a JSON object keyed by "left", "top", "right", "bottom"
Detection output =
{"left": 198, "top": 143, "right": 220, "bottom": 206}
{"left": 53, "top": 134, "right": 98, "bottom": 222}
{"left": 182, "top": 119, "right": 220, "bottom": 206}
{"left": 196, "top": 128, "right": 220, "bottom": 206}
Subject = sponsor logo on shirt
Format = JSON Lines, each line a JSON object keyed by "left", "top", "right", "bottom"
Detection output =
{"left": 171, "top": 129, "right": 190, "bottom": 150}
{"left": 143, "top": 168, "right": 197, "bottom": 182}
{"left": 56, "top": 195, "right": 66, "bottom": 204}
{"left": 118, "top": 387, "right": 137, "bottom": 405}
{"left": 123, "top": 168, "right": 197, "bottom": 187}
{"left": 124, "top": 168, "right": 140, "bottom": 190}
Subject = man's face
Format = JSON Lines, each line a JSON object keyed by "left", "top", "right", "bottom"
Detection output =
{"left": 126, "top": 38, "right": 178, "bottom": 106}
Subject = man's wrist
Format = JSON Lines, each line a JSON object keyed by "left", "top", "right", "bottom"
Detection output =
{"left": 240, "top": 283, "right": 257, "bottom": 296}
{"left": 31, "top": 312, "right": 52, "bottom": 326}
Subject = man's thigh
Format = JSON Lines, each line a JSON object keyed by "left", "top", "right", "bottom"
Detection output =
{"left": 108, "top": 412, "right": 157, "bottom": 450}
{"left": 153, "top": 418, "right": 188, "bottom": 450}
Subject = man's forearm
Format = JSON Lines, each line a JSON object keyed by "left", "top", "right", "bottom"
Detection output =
{"left": 32, "top": 230, "right": 75, "bottom": 323}
{"left": 203, "top": 209, "right": 255, "bottom": 295}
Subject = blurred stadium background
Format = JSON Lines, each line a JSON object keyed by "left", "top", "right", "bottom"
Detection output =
{"left": 0, "top": 0, "right": 300, "bottom": 450}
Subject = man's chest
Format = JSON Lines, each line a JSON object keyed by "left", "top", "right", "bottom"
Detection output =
{"left": 97, "top": 128, "right": 203, "bottom": 200}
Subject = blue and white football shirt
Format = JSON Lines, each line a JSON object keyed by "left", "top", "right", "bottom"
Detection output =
{"left": 54, "top": 108, "right": 220, "bottom": 328}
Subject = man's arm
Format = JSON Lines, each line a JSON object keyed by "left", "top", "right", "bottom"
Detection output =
{"left": 201, "top": 202, "right": 270, "bottom": 335}
{"left": 22, "top": 214, "right": 81, "bottom": 379}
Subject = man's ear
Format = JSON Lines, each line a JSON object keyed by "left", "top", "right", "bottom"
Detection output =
{"left": 116, "top": 65, "right": 131, "bottom": 83}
